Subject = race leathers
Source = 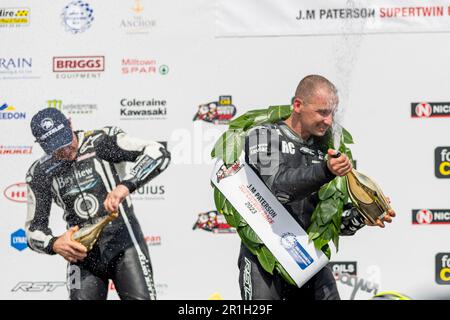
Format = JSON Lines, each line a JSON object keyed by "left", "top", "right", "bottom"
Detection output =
{"left": 25, "top": 126, "right": 170, "bottom": 299}
{"left": 238, "top": 121, "right": 365, "bottom": 300}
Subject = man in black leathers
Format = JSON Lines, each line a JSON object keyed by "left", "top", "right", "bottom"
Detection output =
{"left": 26, "top": 108, "right": 170, "bottom": 300}
{"left": 239, "top": 75, "right": 395, "bottom": 300}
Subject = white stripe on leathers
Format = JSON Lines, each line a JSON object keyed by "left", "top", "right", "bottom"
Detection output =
{"left": 93, "top": 158, "right": 157, "bottom": 300}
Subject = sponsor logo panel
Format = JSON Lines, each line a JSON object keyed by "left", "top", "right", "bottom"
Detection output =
{"left": 192, "top": 210, "right": 236, "bottom": 234}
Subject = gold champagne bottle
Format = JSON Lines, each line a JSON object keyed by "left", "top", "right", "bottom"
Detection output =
{"left": 346, "top": 169, "right": 392, "bottom": 225}
{"left": 72, "top": 212, "right": 119, "bottom": 251}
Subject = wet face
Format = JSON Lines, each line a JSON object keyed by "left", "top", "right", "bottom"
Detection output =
{"left": 295, "top": 87, "right": 338, "bottom": 139}
{"left": 53, "top": 132, "right": 78, "bottom": 161}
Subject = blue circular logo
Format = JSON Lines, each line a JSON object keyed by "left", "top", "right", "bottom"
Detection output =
{"left": 61, "top": 1, "right": 94, "bottom": 34}
{"left": 280, "top": 232, "right": 297, "bottom": 250}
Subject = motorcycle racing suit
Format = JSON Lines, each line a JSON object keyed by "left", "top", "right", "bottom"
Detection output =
{"left": 25, "top": 126, "right": 170, "bottom": 300}
{"left": 238, "top": 121, "right": 365, "bottom": 300}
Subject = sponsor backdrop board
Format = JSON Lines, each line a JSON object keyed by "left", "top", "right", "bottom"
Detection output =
{"left": 1, "top": 0, "right": 450, "bottom": 300}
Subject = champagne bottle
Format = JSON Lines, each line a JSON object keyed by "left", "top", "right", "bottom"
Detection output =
{"left": 331, "top": 152, "right": 392, "bottom": 224}
{"left": 72, "top": 212, "right": 119, "bottom": 251}
{"left": 346, "top": 169, "right": 392, "bottom": 225}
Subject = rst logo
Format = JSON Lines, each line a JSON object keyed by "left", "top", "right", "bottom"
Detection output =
{"left": 11, "top": 282, "right": 66, "bottom": 292}
{"left": 435, "top": 147, "right": 450, "bottom": 178}
{"left": 412, "top": 209, "right": 450, "bottom": 225}
{"left": 436, "top": 253, "right": 450, "bottom": 285}
{"left": 4, "top": 182, "right": 27, "bottom": 203}
{"left": 412, "top": 102, "right": 450, "bottom": 118}
{"left": 53, "top": 56, "right": 104, "bottom": 72}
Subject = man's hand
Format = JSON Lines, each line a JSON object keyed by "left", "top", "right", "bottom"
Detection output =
{"left": 103, "top": 184, "right": 130, "bottom": 213}
{"left": 327, "top": 149, "right": 352, "bottom": 176}
{"left": 53, "top": 226, "right": 87, "bottom": 263}
{"left": 365, "top": 209, "right": 396, "bottom": 228}
{"left": 365, "top": 197, "right": 396, "bottom": 228}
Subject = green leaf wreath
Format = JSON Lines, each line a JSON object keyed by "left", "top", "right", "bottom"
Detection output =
{"left": 211, "top": 105, "right": 354, "bottom": 286}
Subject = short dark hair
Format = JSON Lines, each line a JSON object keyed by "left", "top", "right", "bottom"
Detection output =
{"left": 294, "top": 75, "right": 337, "bottom": 104}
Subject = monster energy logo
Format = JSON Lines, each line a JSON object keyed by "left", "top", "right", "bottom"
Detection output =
{"left": 47, "top": 99, "right": 63, "bottom": 111}
{"left": 47, "top": 100, "right": 97, "bottom": 114}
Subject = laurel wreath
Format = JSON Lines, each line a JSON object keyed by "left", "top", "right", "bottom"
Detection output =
{"left": 211, "top": 105, "right": 354, "bottom": 286}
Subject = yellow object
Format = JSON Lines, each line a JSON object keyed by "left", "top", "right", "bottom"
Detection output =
{"left": 208, "top": 292, "right": 223, "bottom": 300}
{"left": 440, "top": 268, "right": 450, "bottom": 281}
{"left": 371, "top": 291, "right": 412, "bottom": 300}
